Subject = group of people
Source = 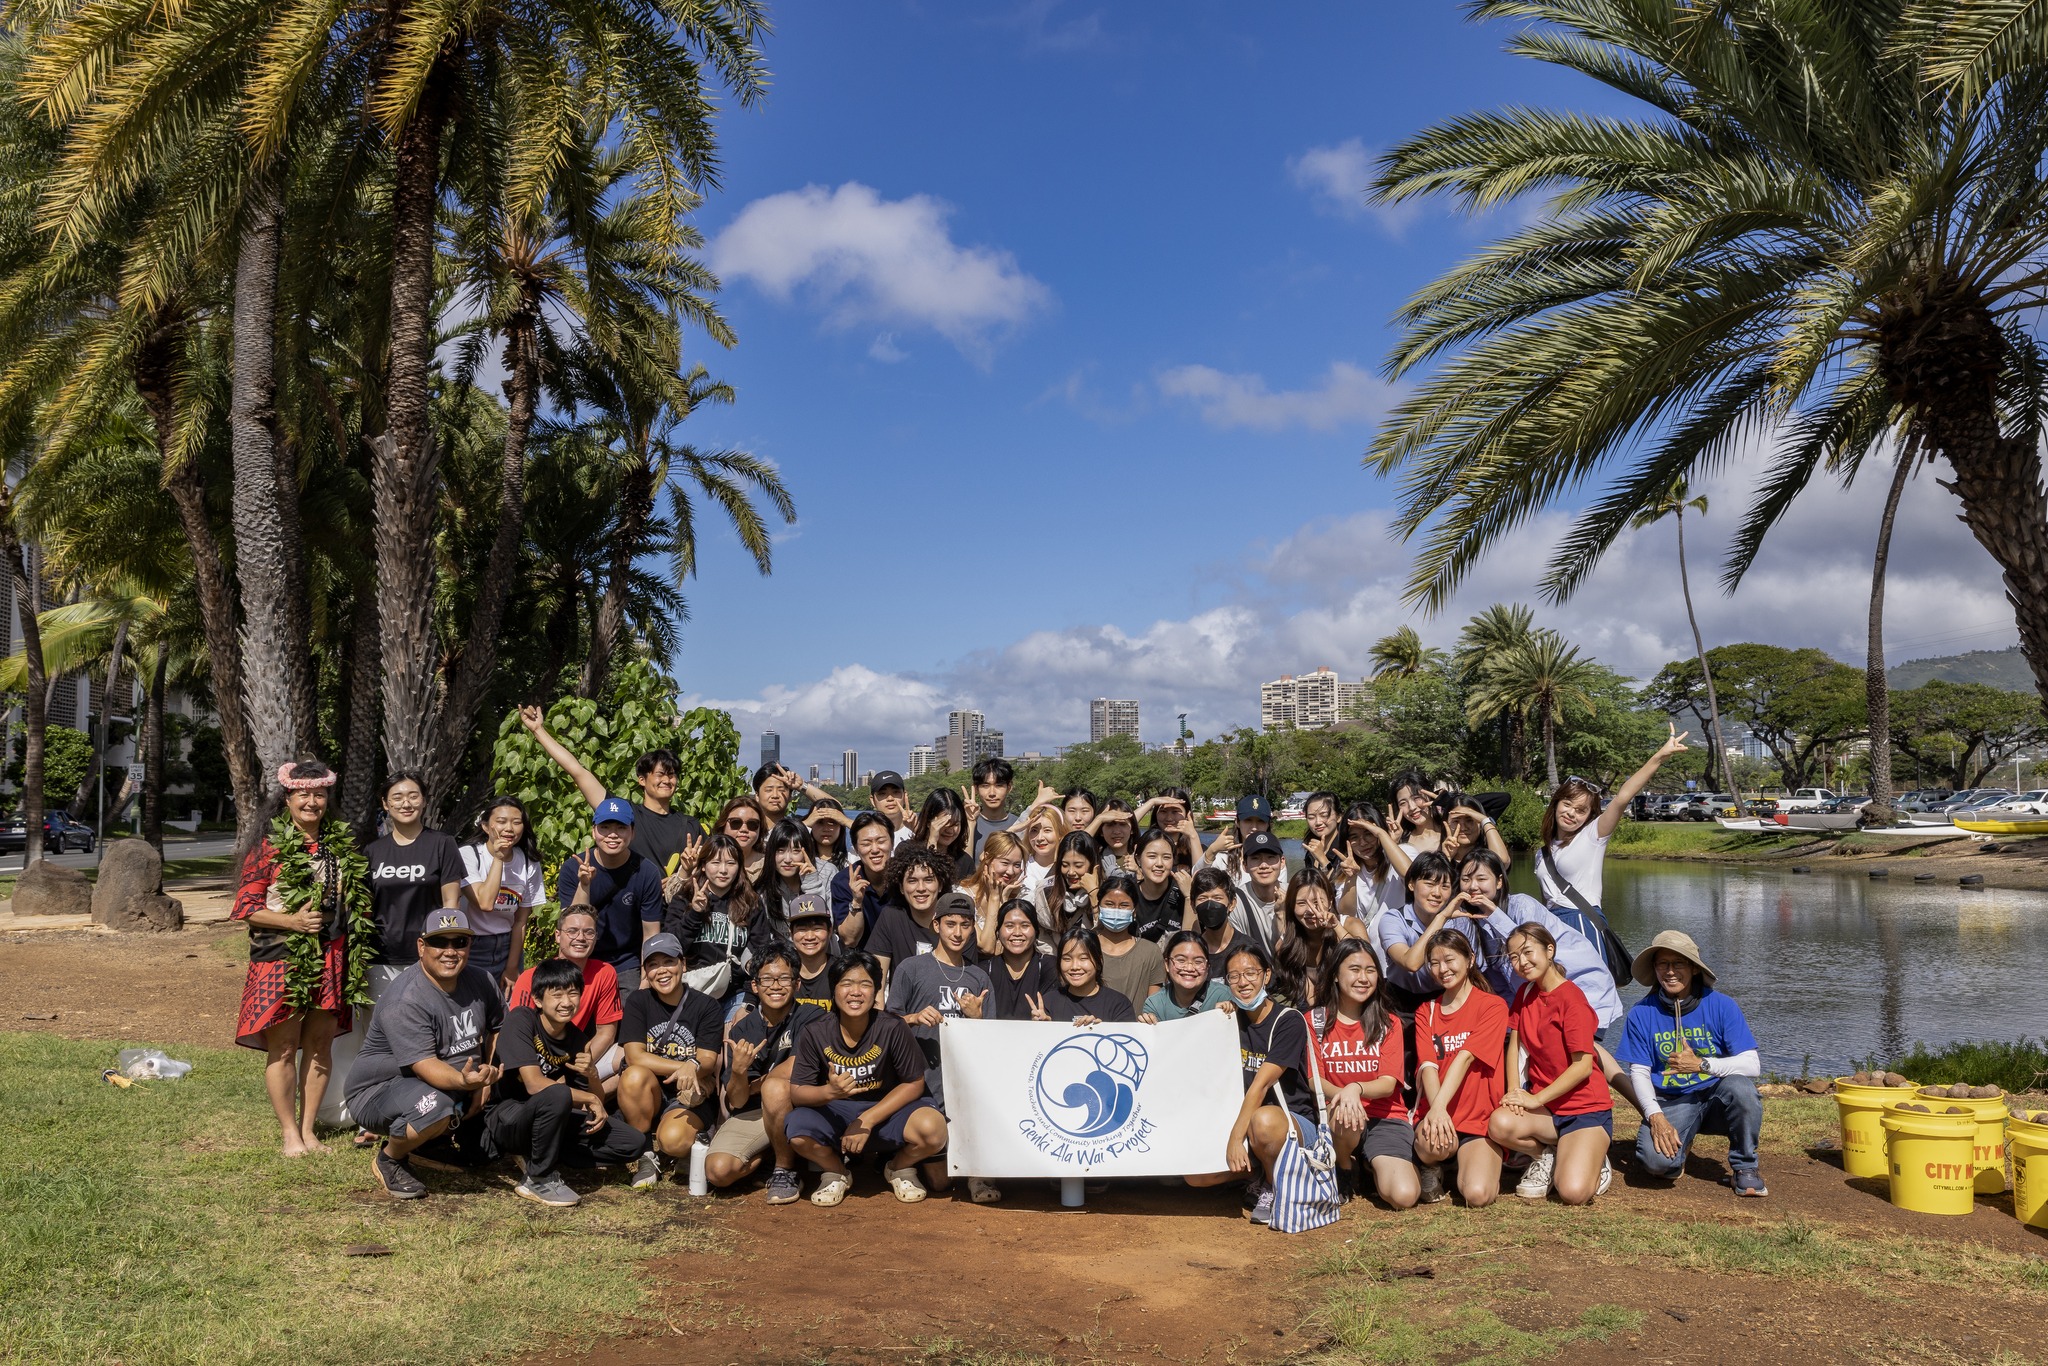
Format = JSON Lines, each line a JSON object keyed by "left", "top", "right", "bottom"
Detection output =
{"left": 232, "top": 717, "right": 1769, "bottom": 1220}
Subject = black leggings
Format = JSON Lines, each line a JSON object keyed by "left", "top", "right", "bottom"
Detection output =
{"left": 484, "top": 1085, "right": 647, "bottom": 1179}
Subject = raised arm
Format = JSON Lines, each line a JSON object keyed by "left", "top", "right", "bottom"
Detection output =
{"left": 518, "top": 705, "right": 608, "bottom": 810}
{"left": 1599, "top": 723, "right": 1690, "bottom": 839}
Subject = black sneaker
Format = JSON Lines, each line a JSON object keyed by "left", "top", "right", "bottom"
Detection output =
{"left": 1335, "top": 1165, "right": 1358, "bottom": 1203}
{"left": 764, "top": 1167, "right": 803, "bottom": 1205}
{"left": 515, "top": 1171, "right": 581, "bottom": 1207}
{"left": 373, "top": 1144, "right": 427, "bottom": 1200}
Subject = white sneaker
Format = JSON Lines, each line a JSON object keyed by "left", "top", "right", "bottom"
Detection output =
{"left": 630, "top": 1150, "right": 661, "bottom": 1190}
{"left": 1516, "top": 1146, "right": 1557, "bottom": 1200}
{"left": 1596, "top": 1156, "right": 1612, "bottom": 1196}
{"left": 810, "top": 1171, "right": 852, "bottom": 1207}
{"left": 883, "top": 1162, "right": 928, "bottom": 1203}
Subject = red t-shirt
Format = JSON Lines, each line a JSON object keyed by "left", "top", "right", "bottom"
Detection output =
{"left": 509, "top": 957, "right": 624, "bottom": 1031}
{"left": 1415, "top": 989, "right": 1509, "bottom": 1137}
{"left": 1307, "top": 1008, "right": 1408, "bottom": 1121}
{"left": 1509, "top": 979, "right": 1611, "bottom": 1117}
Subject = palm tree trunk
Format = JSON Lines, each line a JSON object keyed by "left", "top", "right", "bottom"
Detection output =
{"left": 1675, "top": 510, "right": 1741, "bottom": 807}
{"left": 229, "top": 179, "right": 310, "bottom": 777}
{"left": 68, "top": 619, "right": 128, "bottom": 819}
{"left": 1543, "top": 705, "right": 1559, "bottom": 790}
{"left": 375, "top": 67, "right": 453, "bottom": 785}
{"left": 578, "top": 456, "right": 653, "bottom": 700}
{"left": 143, "top": 652, "right": 166, "bottom": 852}
{"left": 338, "top": 589, "right": 382, "bottom": 827}
{"left": 0, "top": 491, "right": 47, "bottom": 865}
{"left": 426, "top": 298, "right": 539, "bottom": 810}
{"left": 136, "top": 322, "right": 266, "bottom": 852}
{"left": 1864, "top": 449, "right": 1913, "bottom": 824}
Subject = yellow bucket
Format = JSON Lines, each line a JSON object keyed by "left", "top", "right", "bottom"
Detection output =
{"left": 1835, "top": 1077, "right": 1911, "bottom": 1180}
{"left": 1883, "top": 1102, "right": 1978, "bottom": 1216}
{"left": 1916, "top": 1088, "right": 2008, "bottom": 1194}
{"left": 2013, "top": 1112, "right": 2048, "bottom": 1230}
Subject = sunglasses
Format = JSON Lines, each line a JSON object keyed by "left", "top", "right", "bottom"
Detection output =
{"left": 424, "top": 935, "right": 471, "bottom": 950}
{"left": 727, "top": 819, "right": 761, "bottom": 832}
{"left": 1564, "top": 776, "right": 1605, "bottom": 795}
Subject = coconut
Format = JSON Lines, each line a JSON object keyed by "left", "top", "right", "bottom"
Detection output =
{"left": 1884, "top": 1073, "right": 1913, "bottom": 1087}
{"left": 1848, "top": 1071, "right": 1872, "bottom": 1085}
{"left": 1945, "top": 1106, "right": 1970, "bottom": 1114}
{"left": 1971, "top": 1085, "right": 2001, "bottom": 1099}
{"left": 1948, "top": 1083, "right": 1974, "bottom": 1098}
{"left": 1896, "top": 1102, "right": 1929, "bottom": 1112}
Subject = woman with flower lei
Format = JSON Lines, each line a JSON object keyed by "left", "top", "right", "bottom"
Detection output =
{"left": 232, "top": 760, "right": 374, "bottom": 1156}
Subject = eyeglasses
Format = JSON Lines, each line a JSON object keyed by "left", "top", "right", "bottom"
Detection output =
{"left": 1224, "top": 970, "right": 1265, "bottom": 986}
{"left": 1167, "top": 954, "right": 1208, "bottom": 968}
{"left": 558, "top": 928, "right": 599, "bottom": 940}
{"left": 754, "top": 974, "right": 794, "bottom": 987}
{"left": 424, "top": 935, "right": 470, "bottom": 950}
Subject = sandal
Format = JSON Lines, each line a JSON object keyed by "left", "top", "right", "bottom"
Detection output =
{"left": 810, "top": 1171, "right": 852, "bottom": 1207}
{"left": 883, "top": 1163, "right": 928, "bottom": 1203}
{"left": 968, "top": 1177, "right": 1002, "bottom": 1204}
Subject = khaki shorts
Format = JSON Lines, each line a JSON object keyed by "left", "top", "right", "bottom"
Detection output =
{"left": 707, "top": 1109, "right": 769, "bottom": 1161}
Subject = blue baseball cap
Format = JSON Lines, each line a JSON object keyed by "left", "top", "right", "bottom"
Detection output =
{"left": 593, "top": 797, "right": 636, "bottom": 827}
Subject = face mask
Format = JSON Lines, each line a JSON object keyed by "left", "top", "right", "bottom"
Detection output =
{"left": 1196, "top": 900, "right": 1231, "bottom": 930}
{"left": 1097, "top": 905, "right": 1134, "bottom": 932}
{"left": 1239, "top": 986, "right": 1269, "bottom": 1011}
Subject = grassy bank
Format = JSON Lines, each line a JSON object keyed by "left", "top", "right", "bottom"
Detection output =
{"left": 1607, "top": 821, "right": 1818, "bottom": 859}
{"left": 0, "top": 1033, "right": 720, "bottom": 1366}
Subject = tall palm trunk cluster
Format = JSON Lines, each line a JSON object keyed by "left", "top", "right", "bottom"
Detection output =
{"left": 0, "top": 0, "right": 793, "bottom": 852}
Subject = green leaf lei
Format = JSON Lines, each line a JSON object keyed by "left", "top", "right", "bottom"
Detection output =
{"left": 269, "top": 815, "right": 376, "bottom": 1009}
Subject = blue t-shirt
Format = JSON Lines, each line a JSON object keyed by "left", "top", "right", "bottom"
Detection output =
{"left": 555, "top": 851, "right": 666, "bottom": 973}
{"left": 1614, "top": 988, "right": 1758, "bottom": 1096}
{"left": 1373, "top": 903, "right": 1438, "bottom": 997}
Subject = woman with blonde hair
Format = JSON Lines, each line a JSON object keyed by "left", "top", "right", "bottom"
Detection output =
{"left": 1016, "top": 804, "right": 1066, "bottom": 908}
{"left": 961, "top": 829, "right": 1027, "bottom": 956}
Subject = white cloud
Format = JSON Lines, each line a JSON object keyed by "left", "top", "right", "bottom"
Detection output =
{"left": 1156, "top": 360, "right": 1399, "bottom": 432}
{"left": 708, "top": 183, "right": 1051, "bottom": 359}
{"left": 868, "top": 332, "right": 906, "bottom": 363}
{"left": 1288, "top": 138, "right": 1419, "bottom": 235}
{"left": 695, "top": 441, "right": 2018, "bottom": 766}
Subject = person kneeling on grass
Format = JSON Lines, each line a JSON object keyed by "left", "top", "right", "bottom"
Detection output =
{"left": 616, "top": 934, "right": 725, "bottom": 1188}
{"left": 485, "top": 957, "right": 649, "bottom": 1207}
{"left": 1487, "top": 925, "right": 1614, "bottom": 1205}
{"left": 343, "top": 909, "right": 505, "bottom": 1201}
{"left": 1306, "top": 940, "right": 1418, "bottom": 1209}
{"left": 785, "top": 951, "right": 948, "bottom": 1207}
{"left": 707, "top": 945, "right": 822, "bottom": 1204}
{"left": 1186, "top": 944, "right": 1322, "bottom": 1226}
{"left": 1614, "top": 931, "right": 1766, "bottom": 1197}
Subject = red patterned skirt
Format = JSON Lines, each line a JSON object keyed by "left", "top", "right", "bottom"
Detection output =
{"left": 235, "top": 937, "right": 354, "bottom": 1049}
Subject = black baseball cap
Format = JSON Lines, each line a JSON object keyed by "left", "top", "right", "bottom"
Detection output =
{"left": 1242, "top": 831, "right": 1285, "bottom": 860}
{"left": 934, "top": 891, "right": 977, "bottom": 922}
{"left": 870, "top": 771, "right": 906, "bottom": 793}
{"left": 1236, "top": 794, "right": 1272, "bottom": 822}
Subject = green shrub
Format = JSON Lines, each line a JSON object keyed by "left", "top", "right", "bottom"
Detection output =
{"left": 1886, "top": 1038, "right": 2048, "bottom": 1093}
{"left": 1472, "top": 776, "right": 1545, "bottom": 849}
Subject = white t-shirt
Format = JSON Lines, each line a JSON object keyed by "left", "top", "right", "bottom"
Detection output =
{"left": 459, "top": 844, "right": 545, "bottom": 936}
{"left": 1536, "top": 824, "right": 1612, "bottom": 909}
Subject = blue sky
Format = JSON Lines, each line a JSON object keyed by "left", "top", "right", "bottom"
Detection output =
{"left": 663, "top": 0, "right": 2016, "bottom": 775}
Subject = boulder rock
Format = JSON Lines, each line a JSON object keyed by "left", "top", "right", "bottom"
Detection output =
{"left": 13, "top": 858, "right": 93, "bottom": 917}
{"left": 91, "top": 838, "right": 162, "bottom": 918}
{"left": 98, "top": 892, "right": 183, "bottom": 933}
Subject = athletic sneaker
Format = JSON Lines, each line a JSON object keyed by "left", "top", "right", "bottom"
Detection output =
{"left": 630, "top": 1150, "right": 662, "bottom": 1190}
{"left": 764, "top": 1167, "right": 803, "bottom": 1205}
{"left": 1417, "top": 1162, "right": 1448, "bottom": 1204}
{"left": 883, "top": 1163, "right": 928, "bottom": 1203}
{"left": 1731, "top": 1167, "right": 1768, "bottom": 1198}
{"left": 811, "top": 1171, "right": 852, "bottom": 1207}
{"left": 1248, "top": 1182, "right": 1275, "bottom": 1226}
{"left": 1596, "top": 1157, "right": 1613, "bottom": 1196}
{"left": 968, "top": 1177, "right": 1002, "bottom": 1204}
{"left": 516, "top": 1172, "right": 581, "bottom": 1207}
{"left": 373, "top": 1145, "right": 427, "bottom": 1200}
{"left": 1516, "top": 1146, "right": 1557, "bottom": 1200}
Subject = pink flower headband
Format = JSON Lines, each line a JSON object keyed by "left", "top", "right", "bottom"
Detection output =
{"left": 278, "top": 764, "right": 336, "bottom": 790}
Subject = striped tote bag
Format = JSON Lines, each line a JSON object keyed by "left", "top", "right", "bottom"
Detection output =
{"left": 1269, "top": 1009, "right": 1340, "bottom": 1233}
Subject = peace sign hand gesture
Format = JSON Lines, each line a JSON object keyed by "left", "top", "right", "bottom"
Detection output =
{"left": 1027, "top": 992, "right": 1052, "bottom": 1023}
{"left": 1655, "top": 722, "right": 1691, "bottom": 762}
{"left": 575, "top": 843, "right": 598, "bottom": 891}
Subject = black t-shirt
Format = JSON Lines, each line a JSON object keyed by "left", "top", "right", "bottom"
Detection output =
{"left": 619, "top": 985, "right": 726, "bottom": 1066}
{"left": 790, "top": 1011, "right": 926, "bottom": 1100}
{"left": 724, "top": 1003, "right": 825, "bottom": 1095}
{"left": 664, "top": 894, "right": 779, "bottom": 998}
{"left": 1238, "top": 1005, "right": 1318, "bottom": 1125}
{"left": 1042, "top": 983, "right": 1136, "bottom": 1023}
{"left": 987, "top": 952, "right": 1060, "bottom": 1021}
{"left": 794, "top": 963, "right": 835, "bottom": 1016}
{"left": 494, "top": 1005, "right": 593, "bottom": 1104}
{"left": 1132, "top": 881, "right": 1186, "bottom": 942}
{"left": 866, "top": 905, "right": 938, "bottom": 969}
{"left": 628, "top": 803, "right": 705, "bottom": 875}
{"left": 363, "top": 828, "right": 466, "bottom": 965}
{"left": 1201, "top": 931, "right": 1253, "bottom": 982}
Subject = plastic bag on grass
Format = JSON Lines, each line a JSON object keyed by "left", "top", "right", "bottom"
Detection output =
{"left": 116, "top": 1048, "right": 193, "bottom": 1080}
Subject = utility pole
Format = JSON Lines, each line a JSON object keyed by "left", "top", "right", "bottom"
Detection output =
{"left": 1176, "top": 712, "right": 1189, "bottom": 755}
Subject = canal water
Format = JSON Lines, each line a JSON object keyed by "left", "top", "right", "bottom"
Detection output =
{"left": 1281, "top": 840, "right": 2047, "bottom": 1075}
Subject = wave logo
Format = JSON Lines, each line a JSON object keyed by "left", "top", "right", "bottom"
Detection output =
{"left": 1032, "top": 1033, "right": 1149, "bottom": 1141}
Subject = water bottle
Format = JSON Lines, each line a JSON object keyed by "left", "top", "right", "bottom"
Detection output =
{"left": 688, "top": 1137, "right": 709, "bottom": 1196}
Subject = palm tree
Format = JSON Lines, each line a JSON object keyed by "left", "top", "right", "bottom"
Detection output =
{"left": 1365, "top": 1, "right": 2048, "bottom": 710}
{"left": 1630, "top": 480, "right": 1741, "bottom": 808}
{"left": 1863, "top": 450, "right": 1919, "bottom": 823}
{"left": 1454, "top": 603, "right": 1535, "bottom": 778}
{"left": 1369, "top": 625, "right": 1445, "bottom": 679}
{"left": 1465, "top": 631, "right": 1602, "bottom": 790}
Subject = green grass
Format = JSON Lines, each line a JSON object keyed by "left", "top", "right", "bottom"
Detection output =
{"left": 1886, "top": 1038, "right": 2048, "bottom": 1093}
{"left": 0, "top": 854, "right": 233, "bottom": 902}
{"left": 0, "top": 1033, "right": 722, "bottom": 1366}
{"left": 1606, "top": 822, "right": 1818, "bottom": 858}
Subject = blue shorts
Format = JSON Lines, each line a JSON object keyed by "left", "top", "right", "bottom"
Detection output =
{"left": 1554, "top": 1109, "right": 1615, "bottom": 1140}
{"left": 785, "top": 1097, "right": 938, "bottom": 1154}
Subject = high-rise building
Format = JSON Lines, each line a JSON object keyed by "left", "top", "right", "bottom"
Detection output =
{"left": 939, "top": 729, "right": 1004, "bottom": 772}
{"left": 841, "top": 749, "right": 858, "bottom": 787}
{"left": 760, "top": 731, "right": 780, "bottom": 767}
{"left": 1089, "top": 698, "right": 1140, "bottom": 743}
{"left": 948, "top": 709, "right": 985, "bottom": 738}
{"left": 808, "top": 763, "right": 821, "bottom": 781}
{"left": 1261, "top": 668, "right": 1370, "bottom": 731}
{"left": 908, "top": 743, "right": 937, "bottom": 777}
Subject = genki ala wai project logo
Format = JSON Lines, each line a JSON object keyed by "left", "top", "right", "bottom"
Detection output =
{"left": 1021, "top": 1033, "right": 1158, "bottom": 1169}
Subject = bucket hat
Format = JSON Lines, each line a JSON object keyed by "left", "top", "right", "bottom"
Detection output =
{"left": 1631, "top": 929, "right": 1716, "bottom": 989}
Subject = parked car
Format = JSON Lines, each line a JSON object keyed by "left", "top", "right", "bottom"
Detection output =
{"left": 1937, "top": 789, "right": 2015, "bottom": 816}
{"left": 1898, "top": 789, "right": 1954, "bottom": 813}
{"left": 1680, "top": 793, "right": 1737, "bottom": 821}
{"left": 1774, "top": 787, "right": 1839, "bottom": 813}
{"left": 1986, "top": 789, "right": 2048, "bottom": 815}
{"left": 0, "top": 811, "right": 100, "bottom": 854}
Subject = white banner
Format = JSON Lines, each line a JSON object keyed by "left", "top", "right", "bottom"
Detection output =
{"left": 941, "top": 1011, "right": 1242, "bottom": 1178}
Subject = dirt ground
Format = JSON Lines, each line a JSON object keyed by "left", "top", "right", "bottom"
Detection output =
{"left": 7, "top": 923, "right": 2045, "bottom": 1366}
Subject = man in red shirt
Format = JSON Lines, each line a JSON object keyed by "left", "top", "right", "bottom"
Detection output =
{"left": 508, "top": 906, "right": 623, "bottom": 1090}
